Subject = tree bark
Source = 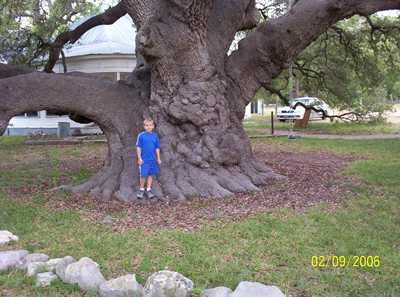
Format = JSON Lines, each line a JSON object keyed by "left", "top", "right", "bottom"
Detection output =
{"left": 1, "top": 0, "right": 399, "bottom": 202}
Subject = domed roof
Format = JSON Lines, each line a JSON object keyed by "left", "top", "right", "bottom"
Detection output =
{"left": 64, "top": 14, "right": 136, "bottom": 57}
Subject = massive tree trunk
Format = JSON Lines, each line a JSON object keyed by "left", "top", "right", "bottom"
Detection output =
{"left": 1, "top": 0, "right": 399, "bottom": 202}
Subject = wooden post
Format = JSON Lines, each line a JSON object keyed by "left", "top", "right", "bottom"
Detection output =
{"left": 271, "top": 111, "right": 274, "bottom": 135}
{"left": 294, "top": 108, "right": 311, "bottom": 129}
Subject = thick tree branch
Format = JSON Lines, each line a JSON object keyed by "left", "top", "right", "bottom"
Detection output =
{"left": 0, "top": 72, "right": 148, "bottom": 136}
{"left": 239, "top": 0, "right": 261, "bottom": 30}
{"left": 0, "top": 63, "right": 35, "bottom": 79}
{"left": 226, "top": 0, "right": 400, "bottom": 103}
{"left": 0, "top": 70, "right": 153, "bottom": 201}
{"left": 123, "top": 0, "right": 158, "bottom": 28}
{"left": 44, "top": 1, "right": 127, "bottom": 73}
{"left": 206, "top": 0, "right": 261, "bottom": 69}
{"left": 264, "top": 84, "right": 290, "bottom": 105}
{"left": 292, "top": 101, "right": 365, "bottom": 122}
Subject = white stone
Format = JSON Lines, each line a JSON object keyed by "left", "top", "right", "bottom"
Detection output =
{"left": 0, "top": 250, "right": 28, "bottom": 271}
{"left": 55, "top": 256, "right": 76, "bottom": 281}
{"left": 0, "top": 231, "right": 18, "bottom": 245}
{"left": 230, "top": 282, "right": 286, "bottom": 297}
{"left": 201, "top": 287, "right": 232, "bottom": 297}
{"left": 27, "top": 261, "right": 48, "bottom": 276}
{"left": 63, "top": 257, "right": 105, "bottom": 290}
{"left": 35, "top": 272, "right": 58, "bottom": 287}
{"left": 45, "top": 258, "right": 64, "bottom": 272}
{"left": 99, "top": 274, "right": 144, "bottom": 297}
{"left": 16, "top": 253, "right": 49, "bottom": 270}
{"left": 144, "top": 270, "right": 193, "bottom": 297}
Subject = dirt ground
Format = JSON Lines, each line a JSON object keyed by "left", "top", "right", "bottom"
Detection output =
{"left": 28, "top": 141, "right": 363, "bottom": 232}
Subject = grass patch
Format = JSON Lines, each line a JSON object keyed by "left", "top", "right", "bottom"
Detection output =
{"left": 0, "top": 136, "right": 399, "bottom": 296}
{"left": 243, "top": 115, "right": 400, "bottom": 135}
{"left": 0, "top": 135, "right": 27, "bottom": 146}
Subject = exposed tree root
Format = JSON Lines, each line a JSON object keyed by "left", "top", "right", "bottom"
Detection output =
{"left": 66, "top": 144, "right": 285, "bottom": 202}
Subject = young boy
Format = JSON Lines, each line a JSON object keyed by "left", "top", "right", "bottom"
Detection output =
{"left": 136, "top": 119, "right": 162, "bottom": 199}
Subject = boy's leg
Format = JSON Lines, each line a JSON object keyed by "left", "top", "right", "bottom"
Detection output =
{"left": 139, "top": 177, "right": 146, "bottom": 189}
{"left": 147, "top": 176, "right": 153, "bottom": 190}
{"left": 145, "top": 176, "right": 156, "bottom": 199}
{"left": 137, "top": 167, "right": 147, "bottom": 199}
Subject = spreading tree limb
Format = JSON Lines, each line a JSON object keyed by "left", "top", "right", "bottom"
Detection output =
{"left": 226, "top": 0, "right": 400, "bottom": 103}
{"left": 264, "top": 84, "right": 290, "bottom": 106}
{"left": 0, "top": 71, "right": 146, "bottom": 133}
{"left": 123, "top": 0, "right": 158, "bottom": 27}
{"left": 44, "top": 1, "right": 127, "bottom": 73}
{"left": 291, "top": 101, "right": 366, "bottom": 123}
{"left": 0, "top": 71, "right": 151, "bottom": 201}
{"left": 0, "top": 64, "right": 35, "bottom": 79}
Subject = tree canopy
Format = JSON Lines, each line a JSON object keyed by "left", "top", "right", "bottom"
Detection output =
{"left": 252, "top": 1, "right": 400, "bottom": 113}
{"left": 0, "top": 0, "right": 101, "bottom": 65}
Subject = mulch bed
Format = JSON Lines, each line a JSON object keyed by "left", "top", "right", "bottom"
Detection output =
{"left": 32, "top": 142, "right": 364, "bottom": 232}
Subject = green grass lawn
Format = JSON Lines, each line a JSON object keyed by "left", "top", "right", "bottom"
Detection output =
{"left": 0, "top": 136, "right": 399, "bottom": 296}
{"left": 243, "top": 115, "right": 400, "bottom": 136}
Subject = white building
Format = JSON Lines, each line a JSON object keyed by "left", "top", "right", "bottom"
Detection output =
{"left": 5, "top": 15, "right": 137, "bottom": 136}
{"left": 244, "top": 100, "right": 266, "bottom": 119}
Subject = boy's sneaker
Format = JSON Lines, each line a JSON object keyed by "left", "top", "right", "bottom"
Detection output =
{"left": 136, "top": 189, "right": 145, "bottom": 199}
{"left": 146, "top": 189, "right": 155, "bottom": 199}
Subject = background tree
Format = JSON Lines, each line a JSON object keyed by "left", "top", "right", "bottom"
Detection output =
{"left": 257, "top": 7, "right": 400, "bottom": 118}
{"left": 0, "top": 0, "right": 101, "bottom": 65}
{"left": 1, "top": 0, "right": 399, "bottom": 202}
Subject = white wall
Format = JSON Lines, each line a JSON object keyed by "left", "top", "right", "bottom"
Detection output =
{"left": 8, "top": 111, "right": 94, "bottom": 129}
{"left": 54, "top": 54, "right": 136, "bottom": 74}
{"left": 244, "top": 100, "right": 265, "bottom": 119}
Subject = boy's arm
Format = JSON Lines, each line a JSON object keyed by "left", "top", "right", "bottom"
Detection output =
{"left": 136, "top": 133, "right": 143, "bottom": 165}
{"left": 156, "top": 148, "right": 161, "bottom": 164}
{"left": 155, "top": 134, "right": 161, "bottom": 164}
{"left": 136, "top": 147, "right": 143, "bottom": 165}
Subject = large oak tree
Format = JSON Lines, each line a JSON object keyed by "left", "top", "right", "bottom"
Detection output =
{"left": 1, "top": 0, "right": 399, "bottom": 202}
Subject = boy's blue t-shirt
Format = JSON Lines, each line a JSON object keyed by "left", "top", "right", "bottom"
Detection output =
{"left": 136, "top": 131, "right": 160, "bottom": 162}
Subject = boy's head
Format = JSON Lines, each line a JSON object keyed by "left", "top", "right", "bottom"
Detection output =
{"left": 143, "top": 119, "right": 155, "bottom": 132}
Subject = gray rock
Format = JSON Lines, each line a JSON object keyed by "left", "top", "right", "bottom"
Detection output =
{"left": 45, "top": 258, "right": 64, "bottom": 272}
{"left": 35, "top": 272, "right": 58, "bottom": 287}
{"left": 144, "top": 270, "right": 193, "bottom": 297}
{"left": 16, "top": 253, "right": 49, "bottom": 270}
{"left": 0, "top": 231, "right": 18, "bottom": 245}
{"left": 102, "top": 215, "right": 114, "bottom": 225}
{"left": 63, "top": 257, "right": 105, "bottom": 290}
{"left": 230, "top": 282, "right": 286, "bottom": 297}
{"left": 201, "top": 287, "right": 232, "bottom": 297}
{"left": 27, "top": 261, "right": 48, "bottom": 276}
{"left": 99, "top": 274, "right": 144, "bottom": 297}
{"left": 0, "top": 250, "right": 28, "bottom": 271}
{"left": 55, "top": 256, "right": 76, "bottom": 281}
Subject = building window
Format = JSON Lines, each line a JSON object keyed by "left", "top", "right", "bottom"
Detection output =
{"left": 26, "top": 112, "right": 39, "bottom": 117}
{"left": 15, "top": 112, "right": 39, "bottom": 117}
{"left": 251, "top": 101, "right": 258, "bottom": 114}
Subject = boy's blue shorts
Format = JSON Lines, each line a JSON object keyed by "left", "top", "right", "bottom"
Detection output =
{"left": 139, "top": 161, "right": 160, "bottom": 177}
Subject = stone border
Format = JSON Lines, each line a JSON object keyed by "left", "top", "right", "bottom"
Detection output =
{"left": 0, "top": 231, "right": 286, "bottom": 297}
